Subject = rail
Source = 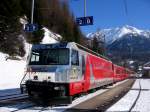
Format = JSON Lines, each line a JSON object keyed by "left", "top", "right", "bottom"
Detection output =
{"left": 129, "top": 79, "right": 141, "bottom": 112}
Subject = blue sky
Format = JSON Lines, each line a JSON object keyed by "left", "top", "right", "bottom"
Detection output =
{"left": 68, "top": 0, "right": 150, "bottom": 34}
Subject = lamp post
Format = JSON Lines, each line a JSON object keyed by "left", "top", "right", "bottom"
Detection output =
{"left": 31, "top": 0, "right": 35, "bottom": 24}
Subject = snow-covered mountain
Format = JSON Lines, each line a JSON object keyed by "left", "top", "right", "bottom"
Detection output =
{"left": 87, "top": 25, "right": 150, "bottom": 64}
{"left": 87, "top": 25, "right": 150, "bottom": 45}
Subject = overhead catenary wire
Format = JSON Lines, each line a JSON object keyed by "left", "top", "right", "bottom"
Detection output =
{"left": 123, "top": 0, "right": 128, "bottom": 18}
{"left": 123, "top": 0, "right": 133, "bottom": 26}
{"left": 123, "top": 0, "right": 134, "bottom": 60}
{"left": 84, "top": 0, "right": 86, "bottom": 17}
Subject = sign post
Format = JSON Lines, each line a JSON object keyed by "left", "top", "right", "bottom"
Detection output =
{"left": 76, "top": 0, "right": 94, "bottom": 26}
{"left": 76, "top": 16, "right": 93, "bottom": 26}
{"left": 31, "top": 0, "right": 35, "bottom": 24}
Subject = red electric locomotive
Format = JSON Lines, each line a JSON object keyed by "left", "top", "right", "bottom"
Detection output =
{"left": 20, "top": 42, "right": 131, "bottom": 104}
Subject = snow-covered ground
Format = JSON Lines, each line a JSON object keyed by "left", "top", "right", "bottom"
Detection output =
{"left": 0, "top": 52, "right": 26, "bottom": 90}
{"left": 41, "top": 28, "right": 60, "bottom": 44}
{"left": 132, "top": 79, "right": 150, "bottom": 112}
{"left": 107, "top": 79, "right": 150, "bottom": 112}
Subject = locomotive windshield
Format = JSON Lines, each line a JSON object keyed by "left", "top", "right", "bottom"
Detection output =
{"left": 29, "top": 48, "right": 69, "bottom": 65}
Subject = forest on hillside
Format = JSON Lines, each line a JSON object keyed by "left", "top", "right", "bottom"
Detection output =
{"left": 0, "top": 0, "right": 104, "bottom": 57}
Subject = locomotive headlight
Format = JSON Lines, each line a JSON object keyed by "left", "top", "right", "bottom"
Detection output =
{"left": 48, "top": 76, "right": 51, "bottom": 79}
{"left": 54, "top": 87, "right": 60, "bottom": 90}
{"left": 54, "top": 86, "right": 65, "bottom": 90}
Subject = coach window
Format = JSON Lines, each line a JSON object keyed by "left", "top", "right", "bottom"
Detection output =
{"left": 71, "top": 49, "right": 79, "bottom": 65}
{"left": 112, "top": 64, "right": 114, "bottom": 71}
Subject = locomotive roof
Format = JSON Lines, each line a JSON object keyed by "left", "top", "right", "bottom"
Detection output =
{"left": 32, "top": 42, "right": 68, "bottom": 50}
{"left": 31, "top": 42, "right": 111, "bottom": 61}
{"left": 73, "top": 42, "right": 110, "bottom": 61}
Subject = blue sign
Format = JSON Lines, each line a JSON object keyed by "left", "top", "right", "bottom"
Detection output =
{"left": 76, "top": 16, "right": 93, "bottom": 26}
{"left": 24, "top": 24, "right": 38, "bottom": 32}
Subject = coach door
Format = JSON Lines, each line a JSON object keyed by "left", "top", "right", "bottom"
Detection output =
{"left": 82, "top": 55, "right": 86, "bottom": 76}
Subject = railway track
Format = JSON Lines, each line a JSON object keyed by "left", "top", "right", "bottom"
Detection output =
{"left": 0, "top": 94, "right": 29, "bottom": 107}
{"left": 0, "top": 79, "right": 136, "bottom": 112}
{"left": 0, "top": 94, "right": 28, "bottom": 102}
{"left": 0, "top": 93, "right": 22, "bottom": 98}
{"left": 9, "top": 104, "right": 36, "bottom": 112}
{"left": 128, "top": 79, "right": 141, "bottom": 112}
{"left": 66, "top": 79, "right": 135, "bottom": 112}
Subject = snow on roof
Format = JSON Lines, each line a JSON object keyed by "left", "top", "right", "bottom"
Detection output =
{"left": 41, "top": 28, "right": 61, "bottom": 44}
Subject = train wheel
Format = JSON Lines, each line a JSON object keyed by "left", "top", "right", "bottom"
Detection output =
{"left": 90, "top": 88, "right": 96, "bottom": 93}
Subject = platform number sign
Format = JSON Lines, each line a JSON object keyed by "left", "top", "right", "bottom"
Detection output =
{"left": 76, "top": 16, "right": 93, "bottom": 26}
{"left": 24, "top": 24, "right": 38, "bottom": 32}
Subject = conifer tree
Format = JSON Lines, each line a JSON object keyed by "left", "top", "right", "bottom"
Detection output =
{"left": 21, "top": 0, "right": 84, "bottom": 44}
{"left": 0, "top": 0, "right": 85, "bottom": 56}
{"left": 0, "top": 0, "right": 25, "bottom": 57}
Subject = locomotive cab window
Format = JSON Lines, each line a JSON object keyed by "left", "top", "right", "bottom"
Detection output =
{"left": 71, "top": 49, "right": 79, "bottom": 65}
{"left": 29, "top": 48, "right": 69, "bottom": 65}
{"left": 30, "top": 52, "right": 40, "bottom": 63}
